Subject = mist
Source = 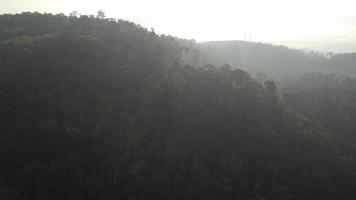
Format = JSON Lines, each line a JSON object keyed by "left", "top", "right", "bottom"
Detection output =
{"left": 1, "top": 0, "right": 356, "bottom": 52}
{"left": 1, "top": 2, "right": 356, "bottom": 200}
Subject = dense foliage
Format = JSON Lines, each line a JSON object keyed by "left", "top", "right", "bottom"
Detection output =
{"left": 182, "top": 40, "right": 356, "bottom": 75}
{"left": 0, "top": 12, "right": 356, "bottom": 200}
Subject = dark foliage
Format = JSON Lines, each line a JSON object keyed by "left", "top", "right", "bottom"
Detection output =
{"left": 0, "top": 13, "right": 356, "bottom": 200}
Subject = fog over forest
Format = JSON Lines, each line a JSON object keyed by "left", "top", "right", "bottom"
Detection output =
{"left": 1, "top": 0, "right": 356, "bottom": 52}
{"left": 0, "top": 5, "right": 356, "bottom": 200}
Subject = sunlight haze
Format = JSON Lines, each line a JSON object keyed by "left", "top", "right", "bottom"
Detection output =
{"left": 1, "top": 0, "right": 355, "bottom": 52}
{"left": 3, "top": 1, "right": 356, "bottom": 199}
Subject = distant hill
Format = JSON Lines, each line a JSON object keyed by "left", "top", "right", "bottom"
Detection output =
{"left": 1, "top": 12, "right": 355, "bottom": 76}
{"left": 181, "top": 40, "right": 356, "bottom": 75}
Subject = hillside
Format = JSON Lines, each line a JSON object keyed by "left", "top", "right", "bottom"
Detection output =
{"left": 1, "top": 12, "right": 356, "bottom": 200}
{"left": 182, "top": 40, "right": 356, "bottom": 75}
{"left": 2, "top": 12, "right": 355, "bottom": 76}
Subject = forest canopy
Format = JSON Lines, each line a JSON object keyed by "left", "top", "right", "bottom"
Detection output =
{"left": 0, "top": 12, "right": 356, "bottom": 200}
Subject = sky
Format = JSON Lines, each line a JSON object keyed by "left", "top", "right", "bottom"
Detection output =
{"left": 1, "top": 0, "right": 356, "bottom": 53}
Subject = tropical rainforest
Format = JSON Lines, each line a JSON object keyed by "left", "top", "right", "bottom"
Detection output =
{"left": 1, "top": 12, "right": 356, "bottom": 200}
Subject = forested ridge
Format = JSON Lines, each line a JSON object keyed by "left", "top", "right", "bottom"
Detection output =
{"left": 182, "top": 40, "right": 356, "bottom": 75}
{"left": 1, "top": 12, "right": 356, "bottom": 200}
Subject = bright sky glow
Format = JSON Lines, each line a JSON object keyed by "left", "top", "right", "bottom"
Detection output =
{"left": 1, "top": 0, "right": 356, "bottom": 52}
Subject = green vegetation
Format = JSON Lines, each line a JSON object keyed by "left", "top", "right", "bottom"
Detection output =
{"left": 0, "top": 12, "right": 356, "bottom": 200}
{"left": 182, "top": 40, "right": 356, "bottom": 75}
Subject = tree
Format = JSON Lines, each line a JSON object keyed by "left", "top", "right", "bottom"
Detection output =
{"left": 96, "top": 10, "right": 106, "bottom": 19}
{"left": 70, "top": 11, "right": 79, "bottom": 17}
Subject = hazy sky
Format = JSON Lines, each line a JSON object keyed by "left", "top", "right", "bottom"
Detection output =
{"left": 1, "top": 0, "right": 356, "bottom": 52}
